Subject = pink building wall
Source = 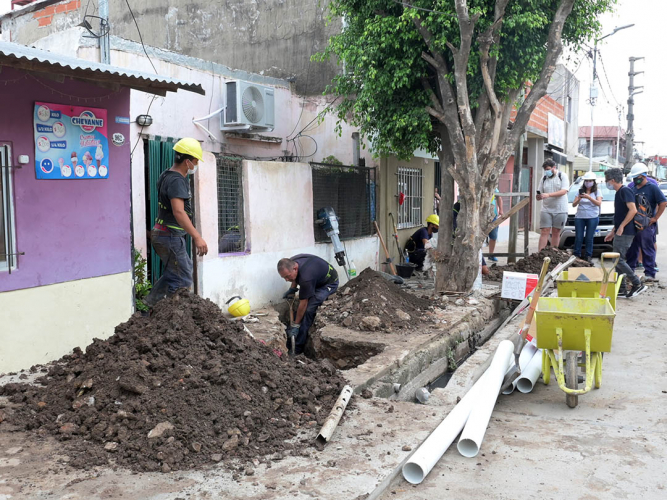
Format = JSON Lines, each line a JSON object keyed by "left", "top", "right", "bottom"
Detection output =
{"left": 0, "top": 67, "right": 132, "bottom": 293}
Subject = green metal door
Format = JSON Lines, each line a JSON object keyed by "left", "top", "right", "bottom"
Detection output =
{"left": 147, "top": 137, "right": 192, "bottom": 285}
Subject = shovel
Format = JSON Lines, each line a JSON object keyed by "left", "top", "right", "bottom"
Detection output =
{"left": 500, "top": 257, "right": 551, "bottom": 393}
{"left": 599, "top": 252, "right": 620, "bottom": 298}
{"left": 286, "top": 296, "right": 297, "bottom": 356}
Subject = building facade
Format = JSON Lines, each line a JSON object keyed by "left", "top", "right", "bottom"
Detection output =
{"left": 0, "top": 41, "right": 202, "bottom": 372}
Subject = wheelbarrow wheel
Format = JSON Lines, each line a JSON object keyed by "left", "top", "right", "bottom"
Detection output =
{"left": 566, "top": 351, "right": 578, "bottom": 408}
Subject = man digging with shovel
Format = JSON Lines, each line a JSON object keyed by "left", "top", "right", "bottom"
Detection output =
{"left": 278, "top": 255, "right": 339, "bottom": 355}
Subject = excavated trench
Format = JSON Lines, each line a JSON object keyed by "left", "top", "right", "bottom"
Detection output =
{"left": 275, "top": 286, "right": 509, "bottom": 401}
{"left": 360, "top": 305, "right": 510, "bottom": 403}
{"left": 273, "top": 302, "right": 385, "bottom": 370}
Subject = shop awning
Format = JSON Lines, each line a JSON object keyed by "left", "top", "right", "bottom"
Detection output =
{"left": 0, "top": 41, "right": 205, "bottom": 96}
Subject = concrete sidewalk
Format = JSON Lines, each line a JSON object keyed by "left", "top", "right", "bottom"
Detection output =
{"left": 380, "top": 233, "right": 667, "bottom": 499}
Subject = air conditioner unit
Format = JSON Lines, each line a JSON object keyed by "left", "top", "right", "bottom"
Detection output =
{"left": 222, "top": 81, "right": 275, "bottom": 132}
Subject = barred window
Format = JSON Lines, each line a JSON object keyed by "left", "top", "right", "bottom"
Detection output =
{"left": 216, "top": 156, "right": 245, "bottom": 254}
{"left": 397, "top": 167, "right": 423, "bottom": 228}
{"left": 311, "top": 163, "right": 376, "bottom": 242}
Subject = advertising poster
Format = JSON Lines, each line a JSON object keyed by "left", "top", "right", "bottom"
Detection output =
{"left": 34, "top": 102, "right": 109, "bottom": 180}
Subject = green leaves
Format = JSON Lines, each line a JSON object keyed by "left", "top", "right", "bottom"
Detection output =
{"left": 317, "top": 0, "right": 616, "bottom": 157}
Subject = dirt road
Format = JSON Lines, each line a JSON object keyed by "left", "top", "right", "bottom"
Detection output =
{"left": 380, "top": 234, "right": 667, "bottom": 500}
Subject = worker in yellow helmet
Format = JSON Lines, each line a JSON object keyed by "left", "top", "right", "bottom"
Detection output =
{"left": 404, "top": 214, "right": 439, "bottom": 271}
{"left": 144, "top": 138, "right": 208, "bottom": 306}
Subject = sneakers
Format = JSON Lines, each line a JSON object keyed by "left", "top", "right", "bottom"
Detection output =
{"left": 489, "top": 256, "right": 498, "bottom": 262}
{"left": 626, "top": 284, "right": 648, "bottom": 298}
{"left": 644, "top": 276, "right": 659, "bottom": 283}
{"left": 637, "top": 262, "right": 644, "bottom": 269}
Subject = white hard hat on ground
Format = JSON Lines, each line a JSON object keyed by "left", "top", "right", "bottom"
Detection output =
{"left": 627, "top": 163, "right": 649, "bottom": 179}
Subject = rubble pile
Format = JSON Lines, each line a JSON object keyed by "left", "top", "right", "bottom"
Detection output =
{"left": 0, "top": 291, "right": 345, "bottom": 473}
{"left": 317, "top": 269, "right": 435, "bottom": 332}
{"left": 487, "top": 247, "right": 592, "bottom": 281}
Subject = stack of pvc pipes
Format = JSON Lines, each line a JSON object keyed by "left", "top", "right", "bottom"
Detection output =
{"left": 403, "top": 340, "right": 513, "bottom": 484}
{"left": 402, "top": 338, "right": 545, "bottom": 485}
{"left": 502, "top": 341, "right": 542, "bottom": 395}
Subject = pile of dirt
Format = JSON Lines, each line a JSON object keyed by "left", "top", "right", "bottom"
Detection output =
{"left": 487, "top": 247, "right": 592, "bottom": 281}
{"left": 0, "top": 291, "right": 346, "bottom": 473}
{"left": 317, "top": 268, "right": 434, "bottom": 332}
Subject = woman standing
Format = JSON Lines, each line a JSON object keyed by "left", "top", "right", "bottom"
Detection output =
{"left": 572, "top": 171, "right": 602, "bottom": 261}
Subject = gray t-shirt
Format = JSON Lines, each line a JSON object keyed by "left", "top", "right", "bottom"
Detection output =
{"left": 155, "top": 170, "right": 192, "bottom": 236}
{"left": 575, "top": 191, "right": 602, "bottom": 219}
{"left": 539, "top": 171, "right": 569, "bottom": 214}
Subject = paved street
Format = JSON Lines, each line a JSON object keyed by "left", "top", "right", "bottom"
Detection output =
{"left": 382, "top": 232, "right": 667, "bottom": 500}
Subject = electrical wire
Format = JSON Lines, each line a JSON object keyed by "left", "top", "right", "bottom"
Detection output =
{"left": 392, "top": 0, "right": 454, "bottom": 16}
{"left": 124, "top": 0, "right": 158, "bottom": 74}
{"left": 597, "top": 51, "right": 619, "bottom": 106}
{"left": 124, "top": 0, "right": 159, "bottom": 158}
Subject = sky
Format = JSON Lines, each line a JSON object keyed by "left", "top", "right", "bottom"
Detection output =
{"left": 573, "top": 0, "right": 667, "bottom": 157}
{"left": 0, "top": 0, "right": 664, "bottom": 154}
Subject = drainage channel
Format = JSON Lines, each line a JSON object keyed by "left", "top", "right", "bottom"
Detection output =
{"left": 427, "top": 350, "right": 474, "bottom": 392}
{"left": 371, "top": 309, "right": 510, "bottom": 403}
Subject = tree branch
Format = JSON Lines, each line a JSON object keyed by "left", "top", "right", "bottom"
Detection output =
{"left": 450, "top": 0, "right": 480, "bottom": 161}
{"left": 421, "top": 77, "right": 445, "bottom": 116}
{"left": 413, "top": 17, "right": 468, "bottom": 163}
{"left": 478, "top": 0, "right": 510, "bottom": 153}
{"left": 505, "top": 0, "right": 576, "bottom": 151}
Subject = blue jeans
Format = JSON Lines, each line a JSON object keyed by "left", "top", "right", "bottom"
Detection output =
{"left": 144, "top": 231, "right": 193, "bottom": 306}
{"left": 290, "top": 281, "right": 339, "bottom": 355}
{"left": 627, "top": 225, "right": 657, "bottom": 278}
{"left": 613, "top": 234, "right": 641, "bottom": 288}
{"left": 573, "top": 217, "right": 598, "bottom": 258}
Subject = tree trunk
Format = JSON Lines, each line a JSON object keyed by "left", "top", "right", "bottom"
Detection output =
{"left": 435, "top": 243, "right": 481, "bottom": 292}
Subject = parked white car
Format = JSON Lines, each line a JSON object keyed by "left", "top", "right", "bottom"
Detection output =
{"left": 558, "top": 172, "right": 615, "bottom": 254}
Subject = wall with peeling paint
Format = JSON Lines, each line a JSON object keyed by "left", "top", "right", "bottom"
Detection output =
{"left": 0, "top": 0, "right": 341, "bottom": 95}
{"left": 195, "top": 160, "right": 379, "bottom": 309}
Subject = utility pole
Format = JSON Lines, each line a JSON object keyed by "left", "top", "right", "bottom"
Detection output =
{"left": 507, "top": 132, "right": 524, "bottom": 263}
{"left": 624, "top": 57, "right": 644, "bottom": 172}
{"left": 615, "top": 105, "right": 623, "bottom": 166}
{"left": 99, "top": 0, "right": 110, "bottom": 64}
{"left": 587, "top": 24, "right": 634, "bottom": 171}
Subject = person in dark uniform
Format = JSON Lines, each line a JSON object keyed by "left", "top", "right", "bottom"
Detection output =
{"left": 278, "top": 254, "right": 339, "bottom": 355}
{"left": 405, "top": 214, "right": 439, "bottom": 270}
{"left": 144, "top": 138, "right": 208, "bottom": 306}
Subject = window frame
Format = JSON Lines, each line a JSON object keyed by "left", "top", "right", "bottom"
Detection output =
{"left": 397, "top": 166, "right": 423, "bottom": 229}
{"left": 215, "top": 155, "right": 246, "bottom": 255}
{"left": 0, "top": 143, "right": 17, "bottom": 273}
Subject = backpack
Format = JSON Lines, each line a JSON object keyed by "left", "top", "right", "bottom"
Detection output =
{"left": 633, "top": 191, "right": 652, "bottom": 232}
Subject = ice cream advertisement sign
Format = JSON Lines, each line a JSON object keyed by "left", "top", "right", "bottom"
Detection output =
{"left": 33, "top": 102, "right": 109, "bottom": 180}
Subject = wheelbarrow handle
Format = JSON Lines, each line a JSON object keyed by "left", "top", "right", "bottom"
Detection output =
{"left": 515, "top": 256, "right": 551, "bottom": 357}
{"left": 600, "top": 252, "right": 620, "bottom": 299}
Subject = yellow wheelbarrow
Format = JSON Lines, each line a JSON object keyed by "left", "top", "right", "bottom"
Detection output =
{"left": 536, "top": 296, "right": 616, "bottom": 408}
{"left": 556, "top": 253, "right": 624, "bottom": 311}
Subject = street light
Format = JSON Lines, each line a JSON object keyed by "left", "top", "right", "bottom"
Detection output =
{"left": 588, "top": 24, "right": 635, "bottom": 171}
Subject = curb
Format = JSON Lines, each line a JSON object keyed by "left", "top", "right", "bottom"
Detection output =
{"left": 364, "top": 312, "right": 522, "bottom": 500}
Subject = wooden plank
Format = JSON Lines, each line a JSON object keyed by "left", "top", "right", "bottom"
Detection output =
{"left": 485, "top": 197, "right": 529, "bottom": 233}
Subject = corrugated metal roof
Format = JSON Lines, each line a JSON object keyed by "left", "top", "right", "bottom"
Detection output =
{"left": 0, "top": 41, "right": 205, "bottom": 96}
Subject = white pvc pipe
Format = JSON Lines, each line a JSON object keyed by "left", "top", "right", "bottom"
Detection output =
{"left": 501, "top": 341, "right": 538, "bottom": 395}
{"left": 457, "top": 340, "right": 514, "bottom": 458}
{"left": 402, "top": 343, "right": 514, "bottom": 485}
{"left": 402, "top": 367, "right": 489, "bottom": 484}
{"left": 516, "top": 349, "right": 544, "bottom": 394}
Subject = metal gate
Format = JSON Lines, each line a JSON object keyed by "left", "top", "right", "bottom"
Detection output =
{"left": 146, "top": 137, "right": 193, "bottom": 285}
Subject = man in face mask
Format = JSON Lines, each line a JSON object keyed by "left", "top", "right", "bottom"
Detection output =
{"left": 625, "top": 163, "right": 667, "bottom": 283}
{"left": 405, "top": 214, "right": 439, "bottom": 270}
{"left": 536, "top": 159, "right": 570, "bottom": 250}
{"left": 144, "top": 138, "right": 209, "bottom": 307}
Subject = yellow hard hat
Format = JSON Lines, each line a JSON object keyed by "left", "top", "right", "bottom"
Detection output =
{"left": 226, "top": 296, "right": 250, "bottom": 317}
{"left": 426, "top": 214, "right": 440, "bottom": 226}
{"left": 173, "top": 138, "right": 204, "bottom": 161}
